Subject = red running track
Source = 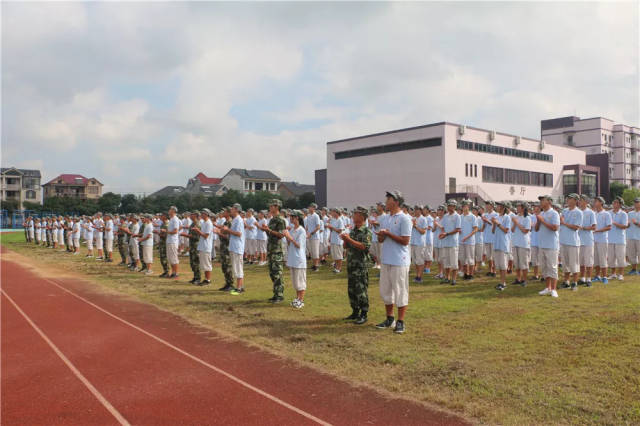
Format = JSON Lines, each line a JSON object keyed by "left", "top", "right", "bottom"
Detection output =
{"left": 1, "top": 250, "right": 468, "bottom": 425}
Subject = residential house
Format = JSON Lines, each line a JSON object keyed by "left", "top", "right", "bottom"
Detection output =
{"left": 1, "top": 167, "right": 42, "bottom": 209}
{"left": 221, "top": 169, "right": 280, "bottom": 193}
{"left": 43, "top": 174, "right": 103, "bottom": 200}
{"left": 278, "top": 181, "right": 315, "bottom": 200}
{"left": 185, "top": 172, "right": 228, "bottom": 196}
{"left": 150, "top": 186, "right": 186, "bottom": 197}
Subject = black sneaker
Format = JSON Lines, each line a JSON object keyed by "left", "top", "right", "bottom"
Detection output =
{"left": 168, "top": 273, "right": 178, "bottom": 279}
{"left": 354, "top": 312, "right": 368, "bottom": 325}
{"left": 440, "top": 278, "right": 450, "bottom": 284}
{"left": 585, "top": 281, "right": 592, "bottom": 287}
{"left": 193, "top": 279, "right": 201, "bottom": 286}
{"left": 159, "top": 272, "right": 168, "bottom": 278}
{"left": 311, "top": 266, "right": 318, "bottom": 272}
{"left": 344, "top": 310, "right": 359, "bottom": 320}
{"left": 540, "top": 276, "right": 546, "bottom": 282}
{"left": 268, "top": 296, "right": 284, "bottom": 303}
{"left": 450, "top": 280, "right": 456, "bottom": 286}
{"left": 393, "top": 320, "right": 405, "bottom": 334}
{"left": 560, "top": 282, "right": 571, "bottom": 289}
{"left": 495, "top": 283, "right": 506, "bottom": 291}
{"left": 520, "top": 281, "right": 527, "bottom": 287}
{"left": 512, "top": 279, "right": 521, "bottom": 285}
{"left": 218, "top": 284, "right": 232, "bottom": 291}
{"left": 570, "top": 282, "right": 578, "bottom": 291}
{"left": 375, "top": 317, "right": 395, "bottom": 329}
{"left": 200, "top": 280, "right": 211, "bottom": 286}
{"left": 189, "top": 278, "right": 196, "bottom": 284}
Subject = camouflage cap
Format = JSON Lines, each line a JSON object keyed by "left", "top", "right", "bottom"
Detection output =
{"left": 309, "top": 203, "right": 318, "bottom": 208}
{"left": 613, "top": 196, "right": 624, "bottom": 204}
{"left": 353, "top": 205, "right": 369, "bottom": 218}
{"left": 579, "top": 194, "right": 590, "bottom": 201}
{"left": 414, "top": 204, "right": 423, "bottom": 210}
{"left": 495, "top": 200, "right": 507, "bottom": 207}
{"left": 566, "top": 193, "right": 580, "bottom": 200}
{"left": 485, "top": 200, "right": 495, "bottom": 207}
{"left": 538, "top": 195, "right": 553, "bottom": 201}
{"left": 385, "top": 190, "right": 404, "bottom": 204}
{"left": 461, "top": 199, "right": 472, "bottom": 206}
{"left": 231, "top": 203, "right": 242, "bottom": 210}
{"left": 269, "top": 199, "right": 282, "bottom": 207}
{"left": 202, "top": 208, "right": 213, "bottom": 216}
{"left": 169, "top": 205, "right": 178, "bottom": 212}
{"left": 437, "top": 204, "right": 445, "bottom": 210}
{"left": 446, "top": 199, "right": 457, "bottom": 207}
{"left": 423, "top": 204, "right": 431, "bottom": 211}
{"left": 191, "top": 210, "right": 200, "bottom": 216}
{"left": 634, "top": 198, "right": 640, "bottom": 203}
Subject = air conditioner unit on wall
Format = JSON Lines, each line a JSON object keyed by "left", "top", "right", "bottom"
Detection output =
{"left": 459, "top": 125, "right": 466, "bottom": 135}
{"left": 489, "top": 131, "right": 496, "bottom": 141}
{"left": 514, "top": 136, "right": 521, "bottom": 146}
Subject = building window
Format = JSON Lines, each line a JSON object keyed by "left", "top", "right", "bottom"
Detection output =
{"left": 474, "top": 164, "right": 478, "bottom": 177}
{"left": 563, "top": 175, "right": 578, "bottom": 195}
{"left": 457, "top": 139, "right": 552, "bottom": 162}
{"left": 567, "top": 135, "right": 574, "bottom": 146}
{"left": 334, "top": 137, "right": 442, "bottom": 160}
{"left": 505, "top": 169, "right": 530, "bottom": 185}
{"left": 244, "top": 181, "right": 251, "bottom": 190}
{"left": 465, "top": 164, "right": 468, "bottom": 177}
{"left": 482, "top": 166, "right": 504, "bottom": 183}
{"left": 483, "top": 167, "right": 552, "bottom": 187}
{"left": 582, "top": 173, "right": 597, "bottom": 197}
{"left": 255, "top": 182, "right": 263, "bottom": 191}
{"left": 88, "top": 186, "right": 99, "bottom": 194}
{"left": 26, "top": 190, "right": 36, "bottom": 199}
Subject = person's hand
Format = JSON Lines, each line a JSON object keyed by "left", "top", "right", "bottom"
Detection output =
{"left": 306, "top": 232, "right": 311, "bottom": 239}
{"left": 536, "top": 214, "right": 543, "bottom": 222}
{"left": 560, "top": 216, "right": 565, "bottom": 225}
{"left": 377, "top": 229, "right": 389, "bottom": 237}
{"left": 491, "top": 217, "right": 497, "bottom": 224}
{"left": 512, "top": 217, "right": 518, "bottom": 225}
{"left": 438, "top": 233, "right": 446, "bottom": 240}
{"left": 339, "top": 233, "right": 348, "bottom": 241}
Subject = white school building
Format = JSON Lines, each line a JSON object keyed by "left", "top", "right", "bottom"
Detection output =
{"left": 323, "top": 121, "right": 602, "bottom": 208}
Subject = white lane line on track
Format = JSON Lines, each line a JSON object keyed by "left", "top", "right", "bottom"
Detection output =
{"left": 43, "top": 278, "right": 332, "bottom": 426}
{"left": 1, "top": 290, "right": 131, "bottom": 426}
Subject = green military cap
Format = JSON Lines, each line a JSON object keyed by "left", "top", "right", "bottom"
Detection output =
{"left": 269, "top": 199, "right": 282, "bottom": 207}
{"left": 385, "top": 190, "right": 404, "bottom": 204}
{"left": 247, "top": 208, "right": 254, "bottom": 213}
{"left": 353, "top": 205, "right": 369, "bottom": 218}
{"left": 538, "top": 195, "right": 553, "bottom": 201}
{"left": 516, "top": 200, "right": 529, "bottom": 209}
{"left": 613, "top": 196, "right": 624, "bottom": 204}
{"left": 566, "top": 193, "right": 580, "bottom": 200}
{"left": 484, "top": 200, "right": 495, "bottom": 207}
{"left": 231, "top": 203, "right": 242, "bottom": 210}
{"left": 552, "top": 203, "right": 562, "bottom": 210}
{"left": 446, "top": 199, "right": 457, "bottom": 207}
{"left": 414, "top": 204, "right": 423, "bottom": 210}
{"left": 461, "top": 199, "right": 471, "bottom": 206}
{"left": 169, "top": 205, "right": 178, "bottom": 212}
{"left": 376, "top": 201, "right": 385, "bottom": 207}
{"left": 579, "top": 194, "right": 590, "bottom": 201}
{"left": 471, "top": 205, "right": 479, "bottom": 211}
{"left": 309, "top": 202, "right": 318, "bottom": 208}
{"left": 437, "top": 204, "right": 445, "bottom": 210}
{"left": 202, "top": 208, "right": 213, "bottom": 216}
{"left": 634, "top": 198, "right": 640, "bottom": 203}
{"left": 183, "top": 211, "right": 190, "bottom": 216}
{"left": 191, "top": 210, "right": 200, "bottom": 215}
{"left": 495, "top": 200, "right": 507, "bottom": 207}
{"left": 423, "top": 205, "right": 431, "bottom": 211}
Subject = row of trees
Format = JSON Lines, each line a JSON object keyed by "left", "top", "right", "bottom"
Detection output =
{"left": 10, "top": 190, "right": 316, "bottom": 216}
{"left": 610, "top": 182, "right": 640, "bottom": 206}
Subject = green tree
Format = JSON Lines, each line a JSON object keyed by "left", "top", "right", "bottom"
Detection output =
{"left": 622, "top": 187, "right": 640, "bottom": 207}
{"left": 98, "top": 192, "right": 122, "bottom": 212}
{"left": 610, "top": 182, "right": 627, "bottom": 201}
{"left": 120, "top": 194, "right": 140, "bottom": 213}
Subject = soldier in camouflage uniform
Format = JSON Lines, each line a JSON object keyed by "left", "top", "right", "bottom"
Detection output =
{"left": 257, "top": 199, "right": 286, "bottom": 303}
{"left": 117, "top": 215, "right": 128, "bottom": 265}
{"left": 180, "top": 211, "right": 201, "bottom": 285}
{"left": 340, "top": 206, "right": 372, "bottom": 325}
{"left": 156, "top": 213, "right": 169, "bottom": 277}
{"left": 214, "top": 208, "right": 235, "bottom": 292}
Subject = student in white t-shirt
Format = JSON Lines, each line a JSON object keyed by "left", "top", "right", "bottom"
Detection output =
{"left": 284, "top": 210, "right": 307, "bottom": 309}
{"left": 104, "top": 214, "right": 114, "bottom": 262}
{"left": 166, "top": 206, "right": 182, "bottom": 278}
{"left": 139, "top": 215, "right": 155, "bottom": 275}
{"left": 256, "top": 210, "right": 268, "bottom": 266}
{"left": 195, "top": 209, "right": 214, "bottom": 285}
{"left": 375, "top": 190, "right": 412, "bottom": 335}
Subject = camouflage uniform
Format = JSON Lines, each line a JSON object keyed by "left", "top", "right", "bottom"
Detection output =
{"left": 267, "top": 214, "right": 286, "bottom": 298}
{"left": 218, "top": 218, "right": 234, "bottom": 287}
{"left": 346, "top": 224, "right": 372, "bottom": 313}
{"left": 188, "top": 220, "right": 201, "bottom": 281}
{"left": 158, "top": 220, "right": 168, "bottom": 274}
{"left": 117, "top": 220, "right": 128, "bottom": 263}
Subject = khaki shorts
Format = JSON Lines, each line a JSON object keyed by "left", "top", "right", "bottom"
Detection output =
{"left": 513, "top": 246, "right": 530, "bottom": 270}
{"left": 330, "top": 244, "right": 344, "bottom": 261}
{"left": 87, "top": 237, "right": 93, "bottom": 250}
{"left": 129, "top": 241, "right": 140, "bottom": 260}
{"left": 379, "top": 264, "right": 409, "bottom": 308}
{"left": 73, "top": 237, "right": 80, "bottom": 248}
{"left": 560, "top": 245, "right": 579, "bottom": 274}
{"left": 246, "top": 239, "right": 256, "bottom": 256}
{"left": 95, "top": 235, "right": 103, "bottom": 250}
{"left": 530, "top": 246, "right": 539, "bottom": 266}
{"left": 142, "top": 245, "right": 153, "bottom": 264}
{"left": 230, "top": 252, "right": 244, "bottom": 278}
{"left": 411, "top": 245, "right": 425, "bottom": 265}
{"left": 493, "top": 250, "right": 508, "bottom": 271}
{"left": 607, "top": 243, "right": 625, "bottom": 268}
{"left": 424, "top": 244, "right": 433, "bottom": 262}
{"left": 594, "top": 242, "right": 608, "bottom": 268}
{"left": 483, "top": 242, "right": 493, "bottom": 258}
{"left": 309, "top": 239, "right": 321, "bottom": 259}
{"left": 579, "top": 245, "right": 594, "bottom": 267}
{"left": 474, "top": 244, "right": 483, "bottom": 263}
{"left": 540, "top": 248, "right": 559, "bottom": 279}
{"left": 460, "top": 244, "right": 475, "bottom": 266}
{"left": 199, "top": 251, "right": 212, "bottom": 272}
{"left": 626, "top": 239, "right": 640, "bottom": 264}
{"left": 433, "top": 247, "right": 441, "bottom": 262}
{"left": 257, "top": 239, "right": 267, "bottom": 254}
{"left": 105, "top": 238, "right": 113, "bottom": 253}
{"left": 370, "top": 240, "right": 380, "bottom": 260}
{"left": 290, "top": 267, "right": 307, "bottom": 291}
{"left": 166, "top": 243, "right": 179, "bottom": 265}
{"left": 441, "top": 246, "right": 458, "bottom": 269}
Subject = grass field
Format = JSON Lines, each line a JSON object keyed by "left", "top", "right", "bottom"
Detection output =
{"left": 3, "top": 233, "right": 639, "bottom": 425}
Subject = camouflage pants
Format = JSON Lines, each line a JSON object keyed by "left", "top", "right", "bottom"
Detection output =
{"left": 189, "top": 244, "right": 200, "bottom": 279}
{"left": 347, "top": 266, "right": 369, "bottom": 312}
{"left": 118, "top": 237, "right": 128, "bottom": 263}
{"left": 219, "top": 250, "right": 234, "bottom": 286}
{"left": 159, "top": 240, "right": 168, "bottom": 273}
{"left": 268, "top": 251, "right": 285, "bottom": 297}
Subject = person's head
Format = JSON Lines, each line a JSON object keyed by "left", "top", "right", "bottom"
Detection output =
{"left": 471, "top": 205, "right": 479, "bottom": 216}
{"left": 202, "top": 208, "right": 212, "bottom": 221}
{"left": 245, "top": 208, "right": 253, "bottom": 217}
{"left": 634, "top": 198, "right": 640, "bottom": 211}
{"left": 385, "top": 190, "right": 403, "bottom": 212}
{"left": 496, "top": 202, "right": 506, "bottom": 215}
{"left": 485, "top": 201, "right": 494, "bottom": 212}
{"left": 516, "top": 201, "right": 529, "bottom": 217}
{"left": 308, "top": 203, "right": 317, "bottom": 214}
{"left": 592, "top": 196, "right": 604, "bottom": 210}
{"left": 289, "top": 210, "right": 302, "bottom": 227}
{"left": 461, "top": 200, "right": 470, "bottom": 214}
{"left": 613, "top": 196, "right": 623, "bottom": 211}
{"left": 446, "top": 199, "right": 457, "bottom": 214}
{"left": 230, "top": 204, "right": 241, "bottom": 217}
{"left": 376, "top": 202, "right": 385, "bottom": 214}
{"left": 353, "top": 206, "right": 368, "bottom": 226}
{"left": 538, "top": 195, "right": 552, "bottom": 210}
{"left": 169, "top": 206, "right": 178, "bottom": 217}
{"left": 269, "top": 199, "right": 282, "bottom": 215}
{"left": 413, "top": 205, "right": 423, "bottom": 217}
{"left": 566, "top": 193, "right": 579, "bottom": 209}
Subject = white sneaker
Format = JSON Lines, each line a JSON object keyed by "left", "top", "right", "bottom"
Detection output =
{"left": 145, "top": 270, "right": 153, "bottom": 275}
{"left": 539, "top": 288, "right": 551, "bottom": 296}
{"left": 608, "top": 275, "right": 617, "bottom": 280}
{"left": 550, "top": 290, "right": 559, "bottom": 298}
{"left": 618, "top": 275, "right": 624, "bottom": 281}
{"left": 457, "top": 271, "right": 464, "bottom": 277}
{"left": 481, "top": 262, "right": 486, "bottom": 267}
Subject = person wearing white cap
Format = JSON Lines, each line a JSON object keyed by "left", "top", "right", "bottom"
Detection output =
{"left": 195, "top": 209, "right": 214, "bottom": 285}
{"left": 559, "top": 194, "right": 583, "bottom": 291}
{"left": 139, "top": 215, "right": 154, "bottom": 275}
{"left": 166, "top": 206, "right": 181, "bottom": 278}
{"left": 244, "top": 208, "right": 258, "bottom": 265}
{"left": 536, "top": 195, "right": 561, "bottom": 298}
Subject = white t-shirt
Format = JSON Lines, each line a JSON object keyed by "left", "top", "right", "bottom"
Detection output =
{"left": 167, "top": 216, "right": 181, "bottom": 245}
{"left": 130, "top": 223, "right": 140, "bottom": 243}
{"left": 287, "top": 226, "right": 307, "bottom": 269}
{"left": 198, "top": 219, "right": 214, "bottom": 252}
{"left": 380, "top": 212, "right": 413, "bottom": 266}
{"left": 256, "top": 218, "right": 268, "bottom": 241}
{"left": 141, "top": 223, "right": 154, "bottom": 246}
{"left": 104, "top": 219, "right": 114, "bottom": 240}
{"left": 93, "top": 219, "right": 104, "bottom": 238}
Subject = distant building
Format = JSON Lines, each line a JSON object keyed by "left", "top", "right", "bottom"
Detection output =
{"left": 278, "top": 181, "right": 315, "bottom": 200}
{"left": 43, "top": 174, "right": 103, "bottom": 200}
{"left": 314, "top": 169, "right": 327, "bottom": 207}
{"left": 221, "top": 169, "right": 280, "bottom": 193}
{"left": 185, "top": 172, "right": 228, "bottom": 196}
{"left": 150, "top": 186, "right": 186, "bottom": 197}
{"left": 541, "top": 116, "right": 640, "bottom": 188}
{"left": 1, "top": 167, "right": 42, "bottom": 209}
